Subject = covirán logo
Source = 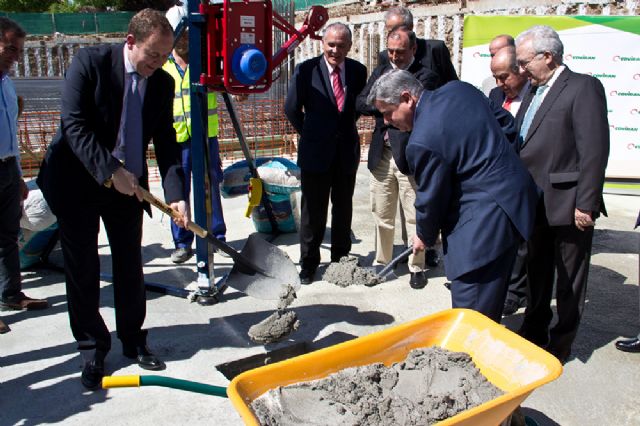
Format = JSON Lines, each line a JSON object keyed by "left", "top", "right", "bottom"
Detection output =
{"left": 565, "top": 54, "right": 595, "bottom": 61}
{"left": 613, "top": 55, "right": 640, "bottom": 62}
{"left": 473, "top": 52, "right": 490, "bottom": 58}
{"left": 627, "top": 143, "right": 640, "bottom": 150}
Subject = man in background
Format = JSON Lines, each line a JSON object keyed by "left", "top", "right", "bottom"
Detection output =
{"left": 0, "top": 17, "right": 49, "bottom": 334}
{"left": 163, "top": 17, "right": 226, "bottom": 265}
{"left": 285, "top": 23, "right": 367, "bottom": 284}
{"left": 482, "top": 34, "right": 514, "bottom": 95}
{"left": 357, "top": 26, "right": 439, "bottom": 289}
{"left": 378, "top": 6, "right": 457, "bottom": 86}
{"left": 488, "top": 45, "right": 530, "bottom": 316}
{"left": 515, "top": 26, "right": 609, "bottom": 363}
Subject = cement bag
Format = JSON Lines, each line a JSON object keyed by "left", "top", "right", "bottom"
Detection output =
{"left": 251, "top": 192, "right": 300, "bottom": 234}
{"left": 21, "top": 181, "right": 57, "bottom": 232}
{"left": 221, "top": 158, "right": 301, "bottom": 198}
{"left": 257, "top": 158, "right": 301, "bottom": 195}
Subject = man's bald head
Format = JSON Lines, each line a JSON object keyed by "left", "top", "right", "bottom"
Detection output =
{"left": 490, "top": 46, "right": 527, "bottom": 99}
{"left": 489, "top": 34, "right": 514, "bottom": 57}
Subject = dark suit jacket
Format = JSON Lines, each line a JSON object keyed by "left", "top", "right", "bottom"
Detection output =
{"left": 285, "top": 55, "right": 367, "bottom": 174}
{"left": 407, "top": 81, "right": 539, "bottom": 280}
{"left": 378, "top": 38, "right": 458, "bottom": 86}
{"left": 515, "top": 67, "right": 609, "bottom": 226}
{"left": 488, "top": 86, "right": 506, "bottom": 107}
{"left": 37, "top": 44, "right": 183, "bottom": 214}
{"left": 356, "top": 61, "right": 439, "bottom": 173}
{"left": 488, "top": 86, "right": 520, "bottom": 149}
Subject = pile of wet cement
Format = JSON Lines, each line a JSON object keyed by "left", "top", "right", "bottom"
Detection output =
{"left": 250, "top": 346, "right": 503, "bottom": 425}
{"left": 322, "top": 257, "right": 381, "bottom": 287}
{"left": 248, "top": 285, "right": 300, "bottom": 344}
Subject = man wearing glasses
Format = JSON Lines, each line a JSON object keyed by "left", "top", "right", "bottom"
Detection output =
{"left": 514, "top": 26, "right": 609, "bottom": 363}
{"left": 38, "top": 9, "right": 189, "bottom": 389}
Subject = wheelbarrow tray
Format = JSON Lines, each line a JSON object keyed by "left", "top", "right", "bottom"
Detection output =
{"left": 228, "top": 308, "right": 562, "bottom": 425}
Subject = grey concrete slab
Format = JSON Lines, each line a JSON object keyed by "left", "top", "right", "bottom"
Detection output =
{"left": 2, "top": 166, "right": 639, "bottom": 425}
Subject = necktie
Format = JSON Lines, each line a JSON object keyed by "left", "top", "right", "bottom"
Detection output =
{"left": 519, "top": 85, "right": 547, "bottom": 143}
{"left": 502, "top": 97, "right": 514, "bottom": 113}
{"left": 124, "top": 72, "right": 143, "bottom": 177}
{"left": 332, "top": 67, "right": 345, "bottom": 112}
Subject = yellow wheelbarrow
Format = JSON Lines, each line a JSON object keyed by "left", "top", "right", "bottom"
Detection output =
{"left": 104, "top": 308, "right": 562, "bottom": 425}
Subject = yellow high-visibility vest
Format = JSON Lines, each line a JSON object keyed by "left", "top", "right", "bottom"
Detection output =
{"left": 163, "top": 58, "right": 219, "bottom": 143}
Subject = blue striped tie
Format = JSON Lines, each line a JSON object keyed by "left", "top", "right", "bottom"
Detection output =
{"left": 519, "top": 85, "right": 547, "bottom": 144}
{"left": 124, "top": 72, "right": 143, "bottom": 177}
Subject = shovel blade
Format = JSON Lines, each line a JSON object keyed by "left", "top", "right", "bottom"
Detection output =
{"left": 226, "top": 234, "right": 301, "bottom": 300}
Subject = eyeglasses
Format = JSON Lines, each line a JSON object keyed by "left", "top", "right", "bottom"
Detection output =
{"left": 517, "top": 52, "right": 544, "bottom": 69}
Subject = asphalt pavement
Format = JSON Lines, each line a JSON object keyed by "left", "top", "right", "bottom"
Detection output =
{"left": 1, "top": 167, "right": 639, "bottom": 425}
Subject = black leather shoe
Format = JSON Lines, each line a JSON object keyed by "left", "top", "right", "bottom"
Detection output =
{"left": 299, "top": 268, "right": 316, "bottom": 285}
{"left": 615, "top": 338, "right": 640, "bottom": 353}
{"left": 81, "top": 356, "right": 105, "bottom": 390}
{"left": 502, "top": 299, "right": 524, "bottom": 316}
{"left": 425, "top": 248, "right": 439, "bottom": 268}
{"left": 123, "top": 344, "right": 166, "bottom": 371}
{"left": 409, "top": 271, "right": 428, "bottom": 289}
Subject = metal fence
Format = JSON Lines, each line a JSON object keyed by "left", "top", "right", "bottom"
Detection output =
{"left": 1, "top": 12, "right": 135, "bottom": 35}
{"left": 17, "top": 101, "right": 375, "bottom": 181}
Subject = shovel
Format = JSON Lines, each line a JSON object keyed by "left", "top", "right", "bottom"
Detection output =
{"left": 365, "top": 247, "right": 414, "bottom": 286}
{"left": 139, "top": 187, "right": 300, "bottom": 300}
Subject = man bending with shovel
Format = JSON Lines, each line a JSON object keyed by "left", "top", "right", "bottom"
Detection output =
{"left": 367, "top": 70, "right": 539, "bottom": 322}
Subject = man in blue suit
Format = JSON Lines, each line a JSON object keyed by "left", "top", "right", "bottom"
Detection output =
{"left": 367, "top": 69, "right": 539, "bottom": 322}
{"left": 285, "top": 23, "right": 367, "bottom": 284}
{"left": 37, "top": 9, "right": 188, "bottom": 389}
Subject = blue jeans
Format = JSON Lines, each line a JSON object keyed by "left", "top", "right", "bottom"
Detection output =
{"left": 171, "top": 137, "right": 226, "bottom": 248}
{"left": 0, "top": 157, "right": 23, "bottom": 300}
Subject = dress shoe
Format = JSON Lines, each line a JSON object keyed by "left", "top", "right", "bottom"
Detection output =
{"left": 123, "top": 344, "right": 166, "bottom": 371}
{"left": 502, "top": 299, "right": 525, "bottom": 316}
{"left": 171, "top": 247, "right": 193, "bottom": 264}
{"left": 0, "top": 292, "right": 49, "bottom": 311}
{"left": 409, "top": 271, "right": 428, "bottom": 289}
{"left": 615, "top": 338, "right": 640, "bottom": 353}
{"left": 81, "top": 356, "right": 105, "bottom": 390}
{"left": 0, "top": 318, "right": 10, "bottom": 334}
{"left": 425, "top": 248, "right": 439, "bottom": 268}
{"left": 299, "top": 268, "right": 316, "bottom": 285}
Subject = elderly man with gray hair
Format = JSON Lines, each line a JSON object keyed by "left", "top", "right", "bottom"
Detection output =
{"left": 367, "top": 69, "right": 539, "bottom": 322}
{"left": 514, "top": 25, "right": 609, "bottom": 363}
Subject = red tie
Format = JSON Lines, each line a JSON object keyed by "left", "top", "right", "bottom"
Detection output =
{"left": 332, "top": 67, "right": 345, "bottom": 112}
{"left": 503, "top": 97, "right": 514, "bottom": 112}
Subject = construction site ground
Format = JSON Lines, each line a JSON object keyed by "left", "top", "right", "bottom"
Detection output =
{"left": 2, "top": 166, "right": 639, "bottom": 426}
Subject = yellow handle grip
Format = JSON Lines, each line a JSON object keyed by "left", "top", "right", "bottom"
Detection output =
{"left": 245, "top": 177, "right": 263, "bottom": 217}
{"left": 102, "top": 375, "right": 141, "bottom": 389}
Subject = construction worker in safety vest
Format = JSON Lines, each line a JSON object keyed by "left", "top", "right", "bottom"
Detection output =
{"left": 163, "top": 28, "right": 227, "bottom": 264}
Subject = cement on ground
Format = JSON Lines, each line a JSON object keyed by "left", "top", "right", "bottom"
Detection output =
{"left": 1, "top": 167, "right": 639, "bottom": 426}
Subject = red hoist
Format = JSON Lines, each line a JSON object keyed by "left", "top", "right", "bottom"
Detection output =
{"left": 199, "top": 1, "right": 328, "bottom": 93}
{"left": 173, "top": 1, "right": 329, "bottom": 305}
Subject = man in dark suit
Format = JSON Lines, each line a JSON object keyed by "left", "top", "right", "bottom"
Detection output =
{"left": 367, "top": 70, "right": 539, "bottom": 322}
{"left": 515, "top": 26, "right": 609, "bottom": 362}
{"left": 356, "top": 26, "right": 439, "bottom": 289}
{"left": 488, "top": 46, "right": 531, "bottom": 316}
{"left": 37, "top": 9, "right": 188, "bottom": 389}
{"left": 284, "top": 22, "right": 367, "bottom": 284}
{"left": 378, "top": 6, "right": 458, "bottom": 86}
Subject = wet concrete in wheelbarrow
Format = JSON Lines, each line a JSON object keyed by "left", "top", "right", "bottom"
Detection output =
{"left": 250, "top": 346, "right": 503, "bottom": 425}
